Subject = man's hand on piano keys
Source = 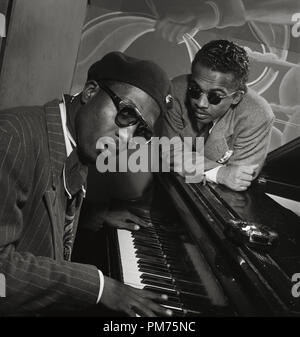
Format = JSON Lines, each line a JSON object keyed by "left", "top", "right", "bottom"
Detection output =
{"left": 217, "top": 164, "right": 259, "bottom": 191}
{"left": 103, "top": 210, "right": 152, "bottom": 231}
{"left": 99, "top": 276, "right": 173, "bottom": 317}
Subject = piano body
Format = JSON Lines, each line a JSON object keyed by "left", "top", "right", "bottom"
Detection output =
{"left": 103, "top": 136, "right": 300, "bottom": 316}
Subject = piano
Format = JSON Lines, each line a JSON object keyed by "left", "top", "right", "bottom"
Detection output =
{"left": 102, "top": 136, "right": 300, "bottom": 316}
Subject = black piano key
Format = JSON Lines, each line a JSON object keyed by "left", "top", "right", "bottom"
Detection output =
{"left": 141, "top": 274, "right": 176, "bottom": 287}
{"left": 134, "top": 236, "right": 180, "bottom": 250}
{"left": 138, "top": 260, "right": 190, "bottom": 277}
{"left": 136, "top": 252, "right": 166, "bottom": 262}
{"left": 138, "top": 265, "right": 171, "bottom": 277}
{"left": 143, "top": 285, "right": 180, "bottom": 297}
{"left": 134, "top": 242, "right": 179, "bottom": 256}
{"left": 136, "top": 250, "right": 167, "bottom": 260}
{"left": 141, "top": 279, "right": 176, "bottom": 292}
{"left": 135, "top": 245, "right": 179, "bottom": 259}
{"left": 135, "top": 251, "right": 178, "bottom": 264}
{"left": 138, "top": 259, "right": 170, "bottom": 269}
{"left": 140, "top": 270, "right": 172, "bottom": 280}
{"left": 133, "top": 240, "right": 171, "bottom": 251}
{"left": 133, "top": 232, "right": 178, "bottom": 247}
{"left": 133, "top": 240, "right": 163, "bottom": 250}
{"left": 141, "top": 273, "right": 176, "bottom": 286}
{"left": 132, "top": 235, "right": 161, "bottom": 246}
{"left": 137, "top": 259, "right": 182, "bottom": 273}
{"left": 133, "top": 242, "right": 185, "bottom": 259}
{"left": 133, "top": 244, "right": 167, "bottom": 257}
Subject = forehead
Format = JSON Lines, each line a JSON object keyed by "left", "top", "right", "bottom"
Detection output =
{"left": 192, "top": 63, "right": 236, "bottom": 92}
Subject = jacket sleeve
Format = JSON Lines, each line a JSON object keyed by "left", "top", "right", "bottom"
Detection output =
{"left": 0, "top": 126, "right": 99, "bottom": 314}
{"left": 228, "top": 103, "right": 274, "bottom": 177}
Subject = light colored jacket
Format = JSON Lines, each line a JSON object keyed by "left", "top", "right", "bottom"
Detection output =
{"left": 162, "top": 74, "right": 274, "bottom": 176}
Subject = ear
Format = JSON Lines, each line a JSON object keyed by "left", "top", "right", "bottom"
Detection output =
{"left": 81, "top": 80, "right": 100, "bottom": 104}
{"left": 232, "top": 90, "right": 245, "bottom": 105}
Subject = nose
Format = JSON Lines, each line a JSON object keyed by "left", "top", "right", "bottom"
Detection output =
{"left": 196, "top": 93, "right": 209, "bottom": 109}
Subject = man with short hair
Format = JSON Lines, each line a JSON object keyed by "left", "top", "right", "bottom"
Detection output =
{"left": 0, "top": 51, "right": 173, "bottom": 316}
{"left": 162, "top": 39, "right": 274, "bottom": 191}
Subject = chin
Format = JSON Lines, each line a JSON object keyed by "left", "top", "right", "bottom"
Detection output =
{"left": 196, "top": 118, "right": 211, "bottom": 124}
{"left": 202, "top": 119, "right": 213, "bottom": 124}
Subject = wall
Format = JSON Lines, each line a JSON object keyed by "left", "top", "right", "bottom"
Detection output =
{"left": 75, "top": 0, "right": 300, "bottom": 149}
{"left": 0, "top": 0, "right": 87, "bottom": 109}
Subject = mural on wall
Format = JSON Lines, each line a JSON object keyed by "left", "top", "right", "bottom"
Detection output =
{"left": 72, "top": 0, "right": 300, "bottom": 152}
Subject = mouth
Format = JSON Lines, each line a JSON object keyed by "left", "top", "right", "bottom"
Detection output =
{"left": 194, "top": 110, "right": 209, "bottom": 119}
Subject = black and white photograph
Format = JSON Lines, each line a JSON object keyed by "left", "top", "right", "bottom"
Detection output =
{"left": 0, "top": 0, "right": 299, "bottom": 324}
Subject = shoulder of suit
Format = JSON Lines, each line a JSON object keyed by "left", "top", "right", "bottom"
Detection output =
{"left": 0, "top": 105, "right": 47, "bottom": 142}
{"left": 171, "top": 74, "right": 190, "bottom": 96}
{"left": 172, "top": 74, "right": 190, "bottom": 88}
{"left": 235, "top": 87, "right": 274, "bottom": 124}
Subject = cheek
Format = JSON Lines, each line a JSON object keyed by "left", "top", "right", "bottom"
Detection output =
{"left": 92, "top": 109, "right": 117, "bottom": 136}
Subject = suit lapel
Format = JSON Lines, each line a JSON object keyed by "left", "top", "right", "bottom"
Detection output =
{"left": 205, "top": 107, "right": 235, "bottom": 161}
{"left": 43, "top": 100, "right": 67, "bottom": 259}
{"left": 44, "top": 100, "right": 67, "bottom": 188}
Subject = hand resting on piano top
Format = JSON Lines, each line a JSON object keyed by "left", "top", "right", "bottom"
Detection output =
{"left": 216, "top": 164, "right": 259, "bottom": 192}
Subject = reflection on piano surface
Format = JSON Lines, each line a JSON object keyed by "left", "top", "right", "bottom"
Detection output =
{"left": 101, "top": 137, "right": 300, "bottom": 316}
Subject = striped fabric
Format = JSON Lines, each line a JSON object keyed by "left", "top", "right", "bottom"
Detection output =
{"left": 0, "top": 100, "right": 99, "bottom": 315}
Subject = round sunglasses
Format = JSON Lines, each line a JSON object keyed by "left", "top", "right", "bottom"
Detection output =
{"left": 188, "top": 81, "right": 242, "bottom": 105}
{"left": 98, "top": 82, "right": 153, "bottom": 143}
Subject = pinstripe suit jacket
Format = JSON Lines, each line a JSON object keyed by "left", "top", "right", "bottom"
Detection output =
{"left": 0, "top": 100, "right": 99, "bottom": 315}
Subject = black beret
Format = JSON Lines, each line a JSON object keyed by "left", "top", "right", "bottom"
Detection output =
{"left": 87, "top": 51, "right": 173, "bottom": 115}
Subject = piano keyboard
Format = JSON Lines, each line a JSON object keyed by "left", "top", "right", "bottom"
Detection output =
{"left": 117, "top": 214, "right": 215, "bottom": 316}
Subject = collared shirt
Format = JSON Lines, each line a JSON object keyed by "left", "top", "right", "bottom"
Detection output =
{"left": 59, "top": 97, "right": 104, "bottom": 304}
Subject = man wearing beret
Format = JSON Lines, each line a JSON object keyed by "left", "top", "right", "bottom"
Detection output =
{"left": 162, "top": 40, "right": 274, "bottom": 191}
{"left": 0, "top": 52, "right": 173, "bottom": 316}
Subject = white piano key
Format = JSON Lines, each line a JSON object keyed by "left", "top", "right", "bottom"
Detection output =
{"left": 117, "top": 229, "right": 174, "bottom": 291}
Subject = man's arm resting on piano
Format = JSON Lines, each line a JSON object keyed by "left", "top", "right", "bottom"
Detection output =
{"left": 206, "top": 164, "right": 258, "bottom": 191}
{"left": 205, "top": 112, "right": 274, "bottom": 190}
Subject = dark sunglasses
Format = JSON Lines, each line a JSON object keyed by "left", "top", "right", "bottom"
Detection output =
{"left": 188, "top": 81, "right": 241, "bottom": 105}
{"left": 98, "top": 82, "right": 153, "bottom": 143}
